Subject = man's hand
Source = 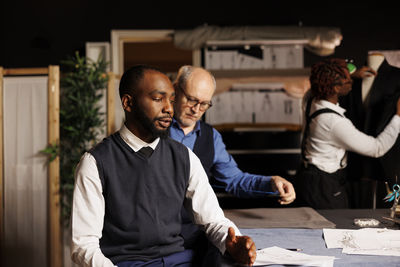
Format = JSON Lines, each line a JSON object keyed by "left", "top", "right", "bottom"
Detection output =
{"left": 271, "top": 176, "right": 296, "bottom": 205}
{"left": 225, "top": 227, "right": 256, "bottom": 266}
{"left": 351, "top": 66, "right": 377, "bottom": 79}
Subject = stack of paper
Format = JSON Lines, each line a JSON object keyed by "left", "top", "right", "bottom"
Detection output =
{"left": 254, "top": 246, "right": 335, "bottom": 267}
{"left": 323, "top": 228, "right": 400, "bottom": 256}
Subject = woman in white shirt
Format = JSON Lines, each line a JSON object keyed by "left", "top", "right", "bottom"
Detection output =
{"left": 295, "top": 58, "right": 400, "bottom": 209}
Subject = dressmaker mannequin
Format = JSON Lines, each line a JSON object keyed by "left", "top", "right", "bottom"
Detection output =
{"left": 340, "top": 52, "right": 400, "bottom": 208}
{"left": 362, "top": 52, "right": 385, "bottom": 103}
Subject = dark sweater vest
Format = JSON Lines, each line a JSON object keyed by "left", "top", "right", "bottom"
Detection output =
{"left": 90, "top": 133, "right": 190, "bottom": 263}
{"left": 192, "top": 121, "right": 229, "bottom": 192}
{"left": 192, "top": 121, "right": 215, "bottom": 180}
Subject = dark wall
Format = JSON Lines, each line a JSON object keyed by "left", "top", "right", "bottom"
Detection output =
{"left": 1, "top": 2, "right": 400, "bottom": 68}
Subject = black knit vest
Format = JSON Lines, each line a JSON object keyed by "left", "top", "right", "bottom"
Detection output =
{"left": 192, "top": 121, "right": 215, "bottom": 180}
{"left": 90, "top": 133, "right": 190, "bottom": 263}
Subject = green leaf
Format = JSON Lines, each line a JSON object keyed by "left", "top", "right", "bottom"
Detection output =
{"left": 42, "top": 51, "right": 109, "bottom": 226}
{"left": 40, "top": 143, "right": 60, "bottom": 163}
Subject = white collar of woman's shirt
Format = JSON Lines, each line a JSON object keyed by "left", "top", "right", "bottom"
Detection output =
{"left": 312, "top": 99, "right": 346, "bottom": 116}
{"left": 119, "top": 124, "right": 159, "bottom": 152}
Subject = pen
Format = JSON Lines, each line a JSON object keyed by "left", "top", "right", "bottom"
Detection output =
{"left": 256, "top": 248, "right": 302, "bottom": 251}
{"left": 286, "top": 248, "right": 302, "bottom": 251}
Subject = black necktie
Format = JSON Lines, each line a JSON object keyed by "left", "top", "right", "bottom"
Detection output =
{"left": 137, "top": 146, "right": 153, "bottom": 158}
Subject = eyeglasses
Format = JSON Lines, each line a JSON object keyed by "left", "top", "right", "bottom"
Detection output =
{"left": 180, "top": 89, "right": 212, "bottom": 111}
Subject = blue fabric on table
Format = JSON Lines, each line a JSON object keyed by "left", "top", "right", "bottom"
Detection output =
{"left": 227, "top": 228, "right": 400, "bottom": 266}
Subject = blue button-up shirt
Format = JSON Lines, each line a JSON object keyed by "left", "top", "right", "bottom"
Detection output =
{"left": 169, "top": 119, "right": 274, "bottom": 198}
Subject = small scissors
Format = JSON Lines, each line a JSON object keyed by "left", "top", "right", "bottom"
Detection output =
{"left": 384, "top": 183, "right": 400, "bottom": 202}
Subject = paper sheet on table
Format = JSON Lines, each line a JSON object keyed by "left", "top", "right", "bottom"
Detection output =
{"left": 254, "top": 246, "right": 335, "bottom": 267}
{"left": 323, "top": 228, "right": 356, "bottom": 248}
{"left": 323, "top": 228, "right": 400, "bottom": 256}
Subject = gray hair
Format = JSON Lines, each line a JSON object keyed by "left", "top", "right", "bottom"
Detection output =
{"left": 173, "top": 65, "right": 216, "bottom": 91}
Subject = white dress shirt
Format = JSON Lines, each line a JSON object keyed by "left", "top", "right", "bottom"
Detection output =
{"left": 71, "top": 125, "right": 240, "bottom": 267}
{"left": 304, "top": 98, "right": 400, "bottom": 173}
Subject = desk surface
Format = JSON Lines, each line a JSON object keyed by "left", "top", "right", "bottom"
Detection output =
{"left": 221, "top": 208, "right": 400, "bottom": 266}
{"left": 224, "top": 207, "right": 400, "bottom": 230}
{"left": 224, "top": 207, "right": 336, "bottom": 229}
{"left": 317, "top": 208, "right": 399, "bottom": 229}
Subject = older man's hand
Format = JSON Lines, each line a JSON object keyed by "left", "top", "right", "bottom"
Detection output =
{"left": 271, "top": 176, "right": 296, "bottom": 205}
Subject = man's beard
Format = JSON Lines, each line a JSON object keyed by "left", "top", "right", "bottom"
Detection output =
{"left": 134, "top": 107, "right": 170, "bottom": 139}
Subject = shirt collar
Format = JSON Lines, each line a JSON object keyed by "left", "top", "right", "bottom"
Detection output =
{"left": 171, "top": 118, "right": 202, "bottom": 136}
{"left": 119, "top": 124, "right": 159, "bottom": 152}
{"left": 315, "top": 99, "right": 346, "bottom": 116}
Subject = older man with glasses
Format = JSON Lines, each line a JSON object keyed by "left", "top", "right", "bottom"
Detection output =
{"left": 169, "top": 65, "right": 296, "bottom": 266}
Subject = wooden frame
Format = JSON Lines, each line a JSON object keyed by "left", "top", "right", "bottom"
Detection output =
{"left": 106, "top": 72, "right": 124, "bottom": 135}
{"left": 0, "top": 66, "right": 61, "bottom": 267}
{"left": 107, "top": 72, "right": 117, "bottom": 135}
{"left": 110, "top": 29, "right": 201, "bottom": 76}
{"left": 47, "top": 66, "right": 61, "bottom": 267}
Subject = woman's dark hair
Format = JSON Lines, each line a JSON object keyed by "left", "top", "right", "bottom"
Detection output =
{"left": 310, "top": 58, "right": 348, "bottom": 100}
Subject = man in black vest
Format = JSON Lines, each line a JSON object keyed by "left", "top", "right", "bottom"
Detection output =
{"left": 71, "top": 65, "right": 257, "bottom": 267}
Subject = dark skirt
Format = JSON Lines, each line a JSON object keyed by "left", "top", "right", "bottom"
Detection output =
{"left": 294, "top": 163, "right": 349, "bottom": 209}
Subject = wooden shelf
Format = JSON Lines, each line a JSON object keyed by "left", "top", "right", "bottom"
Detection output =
{"left": 210, "top": 68, "right": 310, "bottom": 98}
{"left": 211, "top": 68, "right": 310, "bottom": 79}
{"left": 213, "top": 123, "right": 301, "bottom": 132}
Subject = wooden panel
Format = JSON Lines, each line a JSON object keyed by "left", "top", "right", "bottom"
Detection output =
{"left": 212, "top": 68, "right": 311, "bottom": 97}
{"left": 107, "top": 72, "right": 116, "bottom": 135}
{"left": 48, "top": 65, "right": 61, "bottom": 267}
{"left": 214, "top": 123, "right": 301, "bottom": 132}
{"left": 3, "top": 75, "right": 48, "bottom": 266}
{"left": 3, "top": 68, "right": 49, "bottom": 76}
{"left": 123, "top": 41, "right": 192, "bottom": 73}
{"left": 1, "top": 67, "right": 60, "bottom": 266}
{"left": 212, "top": 68, "right": 310, "bottom": 78}
{"left": 107, "top": 74, "right": 124, "bottom": 133}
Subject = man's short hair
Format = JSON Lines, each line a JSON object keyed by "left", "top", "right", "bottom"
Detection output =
{"left": 173, "top": 65, "right": 216, "bottom": 92}
{"left": 119, "top": 64, "right": 162, "bottom": 98}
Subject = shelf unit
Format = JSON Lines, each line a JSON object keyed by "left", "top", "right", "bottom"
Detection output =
{"left": 202, "top": 41, "right": 308, "bottom": 203}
